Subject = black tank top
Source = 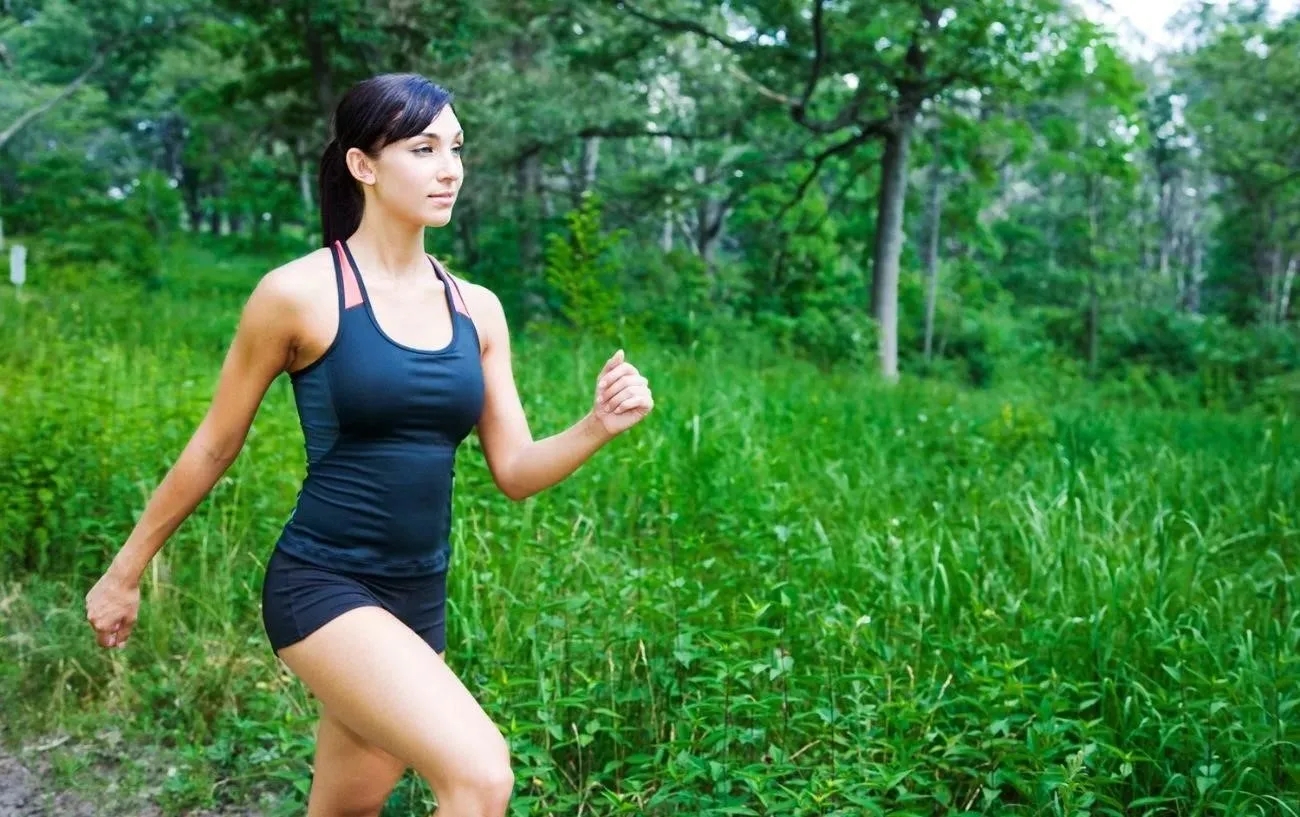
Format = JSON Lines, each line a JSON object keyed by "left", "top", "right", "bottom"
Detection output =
{"left": 273, "top": 238, "right": 485, "bottom": 576}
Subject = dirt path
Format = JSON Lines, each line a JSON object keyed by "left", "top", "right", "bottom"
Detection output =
{"left": 0, "top": 740, "right": 99, "bottom": 817}
{"left": 0, "top": 736, "right": 266, "bottom": 817}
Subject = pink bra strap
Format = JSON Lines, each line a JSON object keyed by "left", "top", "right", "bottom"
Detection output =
{"left": 333, "top": 240, "right": 364, "bottom": 309}
{"left": 429, "top": 255, "right": 470, "bottom": 318}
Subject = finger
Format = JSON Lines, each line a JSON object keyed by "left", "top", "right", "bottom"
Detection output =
{"left": 612, "top": 386, "right": 648, "bottom": 412}
{"left": 612, "top": 393, "right": 642, "bottom": 414}
{"left": 599, "top": 349, "right": 625, "bottom": 378}
{"left": 598, "top": 362, "right": 635, "bottom": 392}
{"left": 600, "top": 375, "right": 647, "bottom": 406}
{"left": 95, "top": 620, "right": 121, "bottom": 646}
{"left": 599, "top": 372, "right": 635, "bottom": 402}
{"left": 615, "top": 391, "right": 653, "bottom": 414}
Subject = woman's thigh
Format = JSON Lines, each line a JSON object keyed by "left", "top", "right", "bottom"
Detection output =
{"left": 306, "top": 701, "right": 409, "bottom": 817}
{"left": 275, "top": 605, "right": 510, "bottom": 795}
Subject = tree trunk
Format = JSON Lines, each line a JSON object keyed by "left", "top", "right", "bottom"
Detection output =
{"left": 516, "top": 149, "right": 541, "bottom": 271}
{"left": 1085, "top": 173, "right": 1100, "bottom": 375}
{"left": 572, "top": 135, "right": 601, "bottom": 206}
{"left": 1158, "top": 174, "right": 1176, "bottom": 306}
{"left": 298, "top": 138, "right": 316, "bottom": 236}
{"left": 1279, "top": 255, "right": 1296, "bottom": 323}
{"left": 455, "top": 203, "right": 480, "bottom": 270}
{"left": 303, "top": 17, "right": 335, "bottom": 121}
{"left": 206, "top": 166, "right": 225, "bottom": 234}
{"left": 1267, "top": 245, "right": 1284, "bottom": 324}
{"left": 181, "top": 163, "right": 203, "bottom": 232}
{"left": 870, "top": 117, "right": 915, "bottom": 382}
{"left": 922, "top": 130, "right": 943, "bottom": 362}
{"left": 1187, "top": 236, "right": 1204, "bottom": 313}
{"left": 1045, "top": 173, "right": 1059, "bottom": 277}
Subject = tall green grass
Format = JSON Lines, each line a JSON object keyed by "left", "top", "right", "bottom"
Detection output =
{"left": 1, "top": 243, "right": 1297, "bottom": 816}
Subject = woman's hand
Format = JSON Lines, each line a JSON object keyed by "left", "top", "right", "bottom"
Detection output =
{"left": 85, "top": 569, "right": 141, "bottom": 650}
{"left": 593, "top": 349, "right": 654, "bottom": 437}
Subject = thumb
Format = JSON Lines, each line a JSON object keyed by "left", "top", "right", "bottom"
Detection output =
{"left": 600, "top": 348, "right": 624, "bottom": 376}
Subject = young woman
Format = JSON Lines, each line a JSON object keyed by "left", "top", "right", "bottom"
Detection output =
{"left": 83, "top": 73, "right": 654, "bottom": 817}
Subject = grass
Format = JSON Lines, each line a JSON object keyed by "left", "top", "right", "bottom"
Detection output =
{"left": 0, "top": 239, "right": 1297, "bottom": 816}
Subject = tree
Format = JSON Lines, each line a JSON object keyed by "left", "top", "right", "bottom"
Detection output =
{"left": 621, "top": 0, "right": 1068, "bottom": 380}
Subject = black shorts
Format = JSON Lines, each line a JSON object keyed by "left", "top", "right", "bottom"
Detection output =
{"left": 260, "top": 546, "right": 449, "bottom": 655}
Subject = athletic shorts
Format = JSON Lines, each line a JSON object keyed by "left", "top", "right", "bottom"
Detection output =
{"left": 260, "top": 545, "right": 449, "bottom": 655}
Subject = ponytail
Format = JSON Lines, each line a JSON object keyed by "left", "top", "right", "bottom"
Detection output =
{"left": 318, "top": 138, "right": 362, "bottom": 248}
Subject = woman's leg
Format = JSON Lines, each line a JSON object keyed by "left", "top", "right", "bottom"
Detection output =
{"left": 276, "top": 605, "right": 513, "bottom": 817}
{"left": 305, "top": 702, "right": 409, "bottom": 817}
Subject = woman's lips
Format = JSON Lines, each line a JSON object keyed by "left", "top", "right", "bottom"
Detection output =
{"left": 429, "top": 193, "right": 456, "bottom": 204}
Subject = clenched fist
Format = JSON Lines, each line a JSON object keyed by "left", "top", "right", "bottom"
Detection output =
{"left": 85, "top": 570, "right": 140, "bottom": 650}
{"left": 592, "top": 349, "right": 654, "bottom": 436}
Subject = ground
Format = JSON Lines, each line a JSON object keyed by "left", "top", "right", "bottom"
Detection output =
{"left": 0, "top": 732, "right": 266, "bottom": 817}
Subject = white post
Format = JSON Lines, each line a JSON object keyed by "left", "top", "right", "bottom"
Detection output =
{"left": 10, "top": 243, "right": 26, "bottom": 288}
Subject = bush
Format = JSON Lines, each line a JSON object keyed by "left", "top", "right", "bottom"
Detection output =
{"left": 3, "top": 156, "right": 181, "bottom": 288}
{"left": 542, "top": 192, "right": 627, "bottom": 344}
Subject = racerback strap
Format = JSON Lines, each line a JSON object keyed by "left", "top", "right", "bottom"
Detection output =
{"left": 429, "top": 255, "right": 471, "bottom": 319}
{"left": 333, "top": 240, "right": 364, "bottom": 309}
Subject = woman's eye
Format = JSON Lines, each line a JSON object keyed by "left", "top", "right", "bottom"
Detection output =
{"left": 415, "top": 146, "right": 433, "bottom": 154}
{"left": 452, "top": 145, "right": 464, "bottom": 155}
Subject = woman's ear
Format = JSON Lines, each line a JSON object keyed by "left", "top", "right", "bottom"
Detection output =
{"left": 345, "top": 147, "right": 377, "bottom": 186}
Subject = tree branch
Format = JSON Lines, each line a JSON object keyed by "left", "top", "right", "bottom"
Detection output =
{"left": 774, "top": 120, "right": 887, "bottom": 224}
{"left": 0, "top": 51, "right": 104, "bottom": 152}
{"left": 726, "top": 63, "right": 797, "bottom": 105}
{"left": 576, "top": 124, "right": 719, "bottom": 141}
{"left": 793, "top": 82, "right": 871, "bottom": 134}
{"left": 795, "top": 0, "right": 827, "bottom": 114}
{"left": 616, "top": 1, "right": 758, "bottom": 53}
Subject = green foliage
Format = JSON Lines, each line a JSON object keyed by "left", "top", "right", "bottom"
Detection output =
{"left": 2, "top": 156, "right": 181, "bottom": 286}
{"left": 2, "top": 265, "right": 1298, "bottom": 814}
{"left": 542, "top": 192, "right": 628, "bottom": 344}
{"left": 617, "top": 246, "right": 735, "bottom": 346}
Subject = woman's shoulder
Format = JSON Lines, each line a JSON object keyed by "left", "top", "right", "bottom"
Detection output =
{"left": 449, "top": 276, "right": 509, "bottom": 354}
{"left": 256, "top": 246, "right": 337, "bottom": 311}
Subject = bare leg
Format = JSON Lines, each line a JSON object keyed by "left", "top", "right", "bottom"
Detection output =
{"left": 305, "top": 701, "right": 409, "bottom": 817}
{"left": 276, "top": 606, "right": 513, "bottom": 817}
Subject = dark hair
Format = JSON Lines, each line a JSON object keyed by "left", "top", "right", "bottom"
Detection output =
{"left": 317, "top": 73, "right": 454, "bottom": 247}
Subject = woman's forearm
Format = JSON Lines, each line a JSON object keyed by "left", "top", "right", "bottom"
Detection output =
{"left": 501, "top": 411, "right": 614, "bottom": 501}
{"left": 107, "top": 431, "right": 234, "bottom": 585}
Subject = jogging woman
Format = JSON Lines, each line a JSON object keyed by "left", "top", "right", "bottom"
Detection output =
{"left": 83, "top": 73, "right": 654, "bottom": 817}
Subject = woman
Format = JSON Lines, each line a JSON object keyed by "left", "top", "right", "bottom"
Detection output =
{"left": 83, "top": 73, "right": 654, "bottom": 817}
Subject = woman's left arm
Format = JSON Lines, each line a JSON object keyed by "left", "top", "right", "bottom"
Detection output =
{"left": 470, "top": 284, "right": 654, "bottom": 501}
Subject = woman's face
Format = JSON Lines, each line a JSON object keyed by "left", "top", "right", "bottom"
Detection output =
{"left": 352, "top": 105, "right": 464, "bottom": 228}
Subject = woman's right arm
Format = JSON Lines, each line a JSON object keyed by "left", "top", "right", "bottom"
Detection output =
{"left": 86, "top": 271, "right": 299, "bottom": 648}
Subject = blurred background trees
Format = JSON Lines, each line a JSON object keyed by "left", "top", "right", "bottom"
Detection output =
{"left": 2, "top": 0, "right": 1297, "bottom": 400}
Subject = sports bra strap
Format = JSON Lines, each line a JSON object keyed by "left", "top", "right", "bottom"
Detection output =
{"left": 333, "top": 240, "right": 364, "bottom": 309}
{"left": 429, "top": 255, "right": 471, "bottom": 319}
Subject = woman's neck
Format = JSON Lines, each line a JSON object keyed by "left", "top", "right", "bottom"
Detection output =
{"left": 347, "top": 215, "right": 428, "bottom": 282}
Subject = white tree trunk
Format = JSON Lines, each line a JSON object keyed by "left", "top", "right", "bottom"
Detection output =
{"left": 871, "top": 118, "right": 916, "bottom": 382}
{"left": 1279, "top": 255, "right": 1297, "bottom": 323}
{"left": 922, "top": 134, "right": 943, "bottom": 362}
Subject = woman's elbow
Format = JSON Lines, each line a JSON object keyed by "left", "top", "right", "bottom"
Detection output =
{"left": 499, "top": 481, "right": 530, "bottom": 502}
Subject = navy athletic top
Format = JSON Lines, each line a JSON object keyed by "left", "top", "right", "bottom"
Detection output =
{"left": 272, "top": 239, "right": 485, "bottom": 576}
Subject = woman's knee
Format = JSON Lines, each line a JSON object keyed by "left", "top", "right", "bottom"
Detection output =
{"left": 422, "top": 735, "right": 514, "bottom": 815}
